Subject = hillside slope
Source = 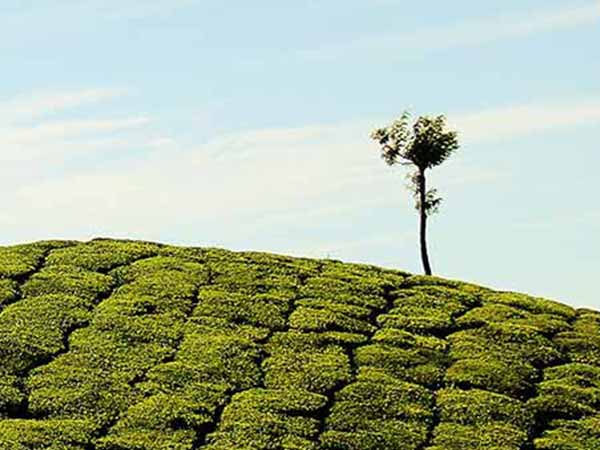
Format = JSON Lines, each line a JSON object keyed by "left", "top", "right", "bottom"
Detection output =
{"left": 0, "top": 239, "right": 598, "bottom": 450}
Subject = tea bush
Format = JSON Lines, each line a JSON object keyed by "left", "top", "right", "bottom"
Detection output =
{"left": 0, "top": 239, "right": 597, "bottom": 449}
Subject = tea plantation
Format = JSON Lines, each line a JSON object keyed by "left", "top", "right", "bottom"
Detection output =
{"left": 0, "top": 238, "right": 599, "bottom": 450}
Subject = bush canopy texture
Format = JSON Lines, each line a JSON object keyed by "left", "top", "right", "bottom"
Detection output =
{"left": 0, "top": 238, "right": 599, "bottom": 450}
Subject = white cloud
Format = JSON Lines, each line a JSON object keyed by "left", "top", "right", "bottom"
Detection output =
{"left": 0, "top": 88, "right": 127, "bottom": 124}
{"left": 1, "top": 95, "right": 597, "bottom": 245}
{"left": 451, "top": 98, "right": 600, "bottom": 143}
{"left": 0, "top": 117, "right": 151, "bottom": 162}
{"left": 0, "top": 88, "right": 153, "bottom": 163}
{"left": 300, "top": 3, "right": 600, "bottom": 60}
{"left": 1, "top": 116, "right": 497, "bottom": 244}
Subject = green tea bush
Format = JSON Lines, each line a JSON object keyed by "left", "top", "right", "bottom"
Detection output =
{"left": 289, "top": 305, "right": 376, "bottom": 335}
{"left": 298, "top": 276, "right": 387, "bottom": 310}
{"left": 427, "top": 422, "right": 528, "bottom": 450}
{"left": 534, "top": 415, "right": 600, "bottom": 449}
{"left": 437, "top": 388, "right": 532, "bottom": 429}
{"left": 355, "top": 343, "right": 447, "bottom": 387}
{"left": 448, "top": 323, "right": 561, "bottom": 368}
{"left": 328, "top": 372, "right": 433, "bottom": 423}
{"left": 527, "top": 363, "right": 600, "bottom": 421}
{"left": 481, "top": 292, "right": 576, "bottom": 320}
{"left": 27, "top": 357, "right": 140, "bottom": 422}
{"left": 193, "top": 288, "right": 290, "bottom": 330}
{"left": 0, "top": 294, "right": 91, "bottom": 373}
{"left": 140, "top": 362, "right": 229, "bottom": 399}
{"left": 320, "top": 259, "right": 406, "bottom": 280}
{"left": 573, "top": 310, "right": 600, "bottom": 334}
{"left": 0, "top": 279, "right": 18, "bottom": 306}
{"left": 22, "top": 265, "right": 114, "bottom": 302}
{"left": 176, "top": 328, "right": 262, "bottom": 391}
{"left": 457, "top": 304, "right": 570, "bottom": 335}
{"left": 295, "top": 299, "right": 373, "bottom": 319}
{"left": 0, "top": 375, "right": 23, "bottom": 414}
{"left": 445, "top": 356, "right": 538, "bottom": 398}
{"left": 209, "top": 261, "right": 300, "bottom": 294}
{"left": 206, "top": 389, "right": 326, "bottom": 450}
{"left": 371, "top": 328, "right": 448, "bottom": 352}
{"left": 320, "top": 425, "right": 429, "bottom": 450}
{"left": 101, "top": 362, "right": 231, "bottom": 448}
{"left": 0, "top": 419, "right": 95, "bottom": 449}
{"left": 263, "top": 334, "right": 351, "bottom": 394}
{"left": 377, "top": 311, "right": 453, "bottom": 335}
{"left": 110, "top": 256, "right": 209, "bottom": 285}
{"left": 0, "top": 239, "right": 599, "bottom": 449}
{"left": 377, "top": 287, "right": 479, "bottom": 335}
{"left": 65, "top": 328, "right": 174, "bottom": 375}
{"left": 554, "top": 331, "right": 600, "bottom": 366}
{"left": 25, "top": 268, "right": 203, "bottom": 428}
{"left": 0, "top": 244, "right": 47, "bottom": 279}
{"left": 97, "top": 394, "right": 210, "bottom": 450}
{"left": 322, "top": 372, "right": 432, "bottom": 450}
{"left": 186, "top": 316, "right": 271, "bottom": 342}
{"left": 45, "top": 240, "right": 160, "bottom": 272}
{"left": 393, "top": 285, "right": 480, "bottom": 310}
{"left": 400, "top": 275, "right": 485, "bottom": 295}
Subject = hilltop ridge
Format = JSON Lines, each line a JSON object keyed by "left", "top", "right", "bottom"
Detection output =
{"left": 0, "top": 238, "right": 599, "bottom": 449}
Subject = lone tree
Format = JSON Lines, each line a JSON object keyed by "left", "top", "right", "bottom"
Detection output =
{"left": 370, "top": 112, "right": 459, "bottom": 275}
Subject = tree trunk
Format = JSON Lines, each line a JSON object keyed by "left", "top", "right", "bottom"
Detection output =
{"left": 418, "top": 169, "right": 433, "bottom": 275}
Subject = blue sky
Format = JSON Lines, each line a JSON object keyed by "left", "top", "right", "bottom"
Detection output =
{"left": 1, "top": 1, "right": 599, "bottom": 308}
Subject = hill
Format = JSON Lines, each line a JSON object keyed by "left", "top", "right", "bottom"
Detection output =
{"left": 0, "top": 238, "right": 598, "bottom": 450}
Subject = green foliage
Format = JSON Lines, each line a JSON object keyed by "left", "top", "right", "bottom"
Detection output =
{"left": 427, "top": 422, "right": 528, "bottom": 450}
{"left": 22, "top": 265, "right": 114, "bottom": 302}
{"left": 355, "top": 343, "right": 447, "bottom": 388}
{"left": 437, "top": 388, "right": 532, "bottom": 430}
{"left": 446, "top": 323, "right": 561, "bottom": 397}
{"left": 481, "top": 292, "right": 576, "bottom": 320}
{"left": 457, "top": 303, "right": 570, "bottom": 335}
{"left": 176, "top": 327, "right": 262, "bottom": 391}
{"left": 0, "top": 279, "right": 18, "bottom": 306}
{"left": 298, "top": 276, "right": 388, "bottom": 310}
{"left": 379, "top": 287, "right": 468, "bottom": 334}
{"left": 194, "top": 288, "right": 290, "bottom": 330}
{"left": 371, "top": 328, "right": 448, "bottom": 352}
{"left": 534, "top": 415, "right": 600, "bottom": 449}
{"left": 206, "top": 389, "right": 327, "bottom": 450}
{"left": 401, "top": 274, "right": 485, "bottom": 291}
{"left": 0, "top": 295, "right": 91, "bottom": 373}
{"left": 370, "top": 112, "right": 459, "bottom": 223}
{"left": 0, "top": 419, "right": 95, "bottom": 449}
{"left": 370, "top": 112, "right": 459, "bottom": 171}
{"left": 289, "top": 302, "right": 376, "bottom": 335}
{"left": 27, "top": 357, "right": 140, "bottom": 423}
{"left": 322, "top": 372, "right": 432, "bottom": 450}
{"left": 446, "top": 357, "right": 537, "bottom": 398}
{"left": 0, "top": 238, "right": 599, "bottom": 450}
{"left": 449, "top": 323, "right": 561, "bottom": 367}
{"left": 572, "top": 310, "right": 600, "bottom": 334}
{"left": 110, "top": 255, "right": 209, "bottom": 285}
{"left": 527, "top": 363, "right": 600, "bottom": 421}
{"left": 264, "top": 332, "right": 351, "bottom": 394}
{"left": 97, "top": 394, "right": 211, "bottom": 450}
{"left": 0, "top": 244, "right": 47, "bottom": 278}
{"left": 45, "top": 239, "right": 160, "bottom": 272}
{"left": 554, "top": 330, "right": 600, "bottom": 366}
{"left": 0, "top": 375, "right": 24, "bottom": 414}
{"left": 209, "top": 261, "right": 301, "bottom": 294}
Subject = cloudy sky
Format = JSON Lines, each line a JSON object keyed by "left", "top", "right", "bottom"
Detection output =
{"left": 1, "top": 1, "right": 599, "bottom": 308}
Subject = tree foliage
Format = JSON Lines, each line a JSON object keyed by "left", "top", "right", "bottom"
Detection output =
{"left": 370, "top": 111, "right": 459, "bottom": 216}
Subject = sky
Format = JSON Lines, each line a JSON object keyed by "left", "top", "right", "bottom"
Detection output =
{"left": 1, "top": 0, "right": 599, "bottom": 308}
